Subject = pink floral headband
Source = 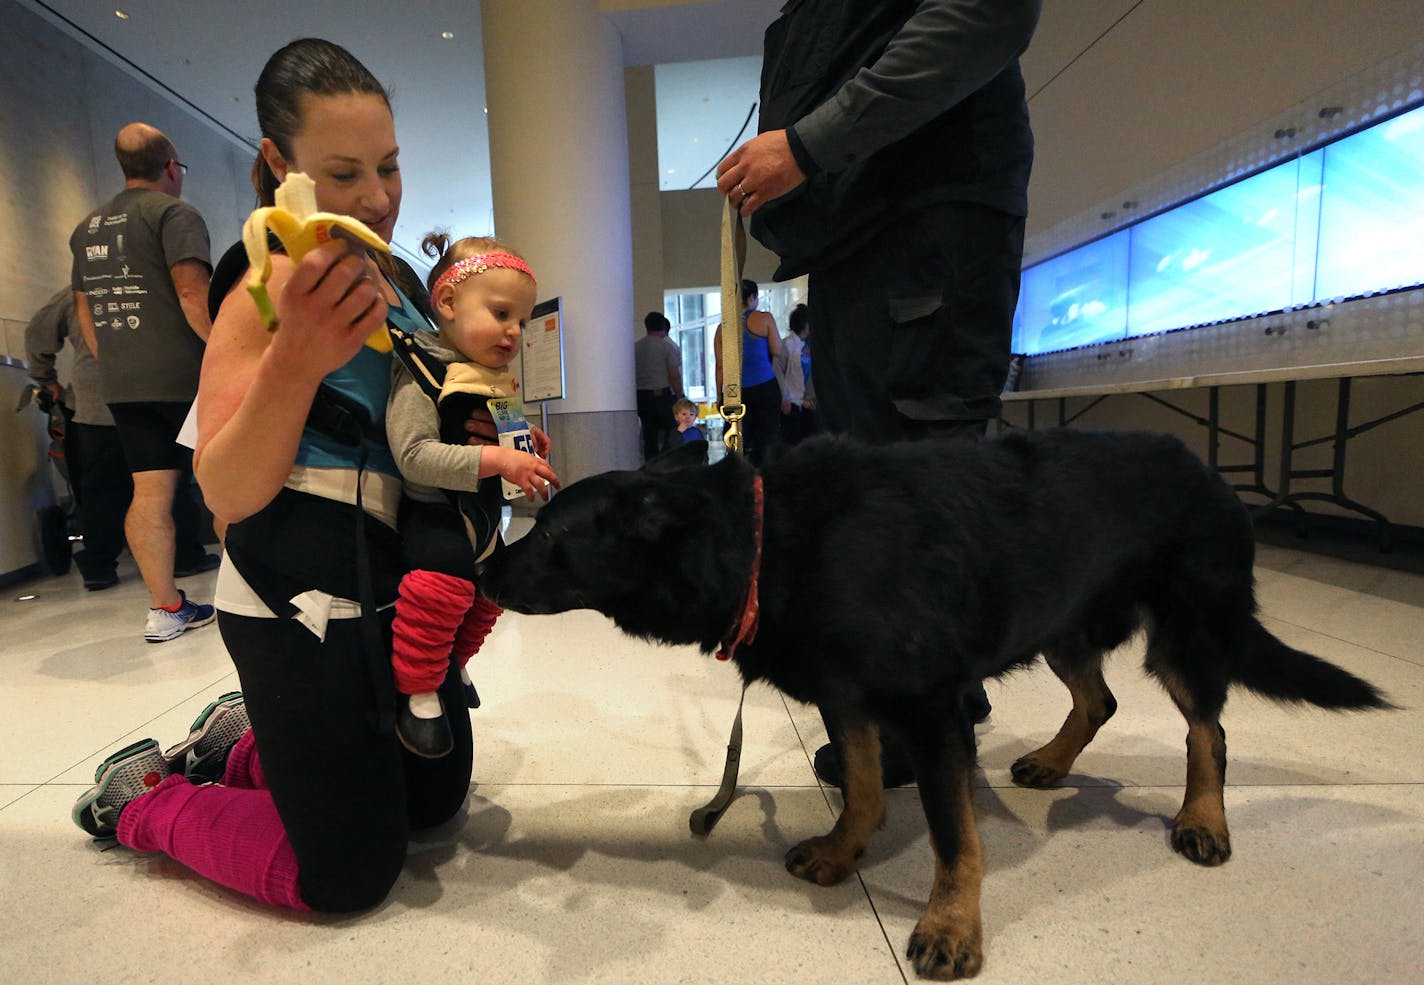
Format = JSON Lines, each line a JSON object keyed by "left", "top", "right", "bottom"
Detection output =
{"left": 432, "top": 253, "right": 537, "bottom": 296}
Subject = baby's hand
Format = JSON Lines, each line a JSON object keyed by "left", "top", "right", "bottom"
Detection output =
{"left": 495, "top": 447, "right": 561, "bottom": 502}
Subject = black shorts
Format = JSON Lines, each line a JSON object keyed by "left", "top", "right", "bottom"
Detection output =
{"left": 108, "top": 401, "right": 194, "bottom": 473}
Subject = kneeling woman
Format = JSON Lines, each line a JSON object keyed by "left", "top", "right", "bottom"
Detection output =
{"left": 73, "top": 39, "right": 471, "bottom": 912}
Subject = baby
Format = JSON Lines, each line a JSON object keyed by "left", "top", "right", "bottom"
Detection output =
{"left": 386, "top": 233, "right": 560, "bottom": 757}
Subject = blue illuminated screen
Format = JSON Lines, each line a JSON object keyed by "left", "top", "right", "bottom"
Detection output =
{"left": 1014, "top": 103, "right": 1424, "bottom": 355}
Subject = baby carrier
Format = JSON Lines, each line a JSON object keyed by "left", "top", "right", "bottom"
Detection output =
{"left": 387, "top": 325, "right": 518, "bottom": 560}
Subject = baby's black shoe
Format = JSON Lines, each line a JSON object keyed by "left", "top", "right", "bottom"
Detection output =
{"left": 396, "top": 691, "right": 454, "bottom": 759}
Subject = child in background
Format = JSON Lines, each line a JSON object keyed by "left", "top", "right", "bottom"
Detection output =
{"left": 386, "top": 233, "right": 560, "bottom": 757}
{"left": 672, "top": 397, "right": 705, "bottom": 445}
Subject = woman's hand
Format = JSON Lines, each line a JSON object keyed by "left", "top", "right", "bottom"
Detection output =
{"left": 529, "top": 425, "right": 552, "bottom": 458}
{"left": 465, "top": 412, "right": 551, "bottom": 459}
{"left": 464, "top": 407, "right": 497, "bottom": 445}
{"left": 266, "top": 241, "right": 388, "bottom": 382}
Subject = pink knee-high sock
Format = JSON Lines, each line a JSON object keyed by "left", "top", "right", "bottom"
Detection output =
{"left": 221, "top": 730, "right": 266, "bottom": 790}
{"left": 118, "top": 774, "right": 309, "bottom": 910}
{"left": 391, "top": 569, "right": 475, "bottom": 694}
{"left": 452, "top": 592, "right": 502, "bottom": 668}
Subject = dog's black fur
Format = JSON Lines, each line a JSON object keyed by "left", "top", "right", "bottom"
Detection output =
{"left": 479, "top": 428, "right": 1390, "bottom": 980}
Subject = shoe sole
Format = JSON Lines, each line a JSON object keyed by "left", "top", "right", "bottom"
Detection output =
{"left": 71, "top": 738, "right": 162, "bottom": 838}
{"left": 144, "top": 608, "right": 217, "bottom": 643}
{"left": 396, "top": 731, "right": 455, "bottom": 759}
{"left": 162, "top": 693, "right": 247, "bottom": 774}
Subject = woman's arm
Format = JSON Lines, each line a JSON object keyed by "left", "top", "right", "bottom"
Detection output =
{"left": 194, "top": 243, "right": 386, "bottom": 522}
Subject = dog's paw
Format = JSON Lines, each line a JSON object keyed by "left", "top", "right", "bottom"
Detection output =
{"left": 1009, "top": 753, "right": 1065, "bottom": 788}
{"left": 785, "top": 835, "right": 859, "bottom": 886}
{"left": 907, "top": 920, "right": 984, "bottom": 980}
{"left": 1171, "top": 814, "right": 1232, "bottom": 866}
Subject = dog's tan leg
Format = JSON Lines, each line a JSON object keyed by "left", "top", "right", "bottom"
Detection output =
{"left": 1011, "top": 645, "right": 1116, "bottom": 788}
{"left": 1171, "top": 717, "right": 1231, "bottom": 865}
{"left": 786, "top": 721, "right": 885, "bottom": 886}
{"left": 907, "top": 740, "right": 984, "bottom": 980}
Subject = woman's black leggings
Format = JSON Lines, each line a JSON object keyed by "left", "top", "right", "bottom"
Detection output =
{"left": 740, "top": 377, "right": 783, "bottom": 466}
{"left": 219, "top": 608, "right": 473, "bottom": 912}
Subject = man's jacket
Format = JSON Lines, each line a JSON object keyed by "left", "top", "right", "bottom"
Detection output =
{"left": 751, "top": 0, "right": 1041, "bottom": 279}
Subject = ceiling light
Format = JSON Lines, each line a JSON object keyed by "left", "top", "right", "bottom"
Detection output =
{"left": 690, "top": 137, "right": 700, "bottom": 144}
{"left": 441, "top": 31, "right": 454, "bottom": 39}
{"left": 114, "top": 9, "right": 129, "bottom": 18}
{"left": 666, "top": 168, "right": 676, "bottom": 174}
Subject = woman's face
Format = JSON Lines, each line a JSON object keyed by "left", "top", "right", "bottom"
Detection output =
{"left": 267, "top": 92, "right": 402, "bottom": 243}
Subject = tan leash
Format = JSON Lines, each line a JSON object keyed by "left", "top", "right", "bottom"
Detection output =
{"left": 691, "top": 197, "right": 753, "bottom": 837}
{"left": 718, "top": 195, "right": 748, "bottom": 455}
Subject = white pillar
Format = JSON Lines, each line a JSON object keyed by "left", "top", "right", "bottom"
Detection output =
{"left": 481, "top": 0, "right": 640, "bottom": 481}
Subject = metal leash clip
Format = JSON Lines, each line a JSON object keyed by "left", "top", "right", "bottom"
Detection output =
{"left": 720, "top": 403, "right": 746, "bottom": 455}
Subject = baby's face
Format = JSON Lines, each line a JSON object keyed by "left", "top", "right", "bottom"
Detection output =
{"left": 675, "top": 408, "right": 696, "bottom": 428}
{"left": 438, "top": 267, "right": 536, "bottom": 369}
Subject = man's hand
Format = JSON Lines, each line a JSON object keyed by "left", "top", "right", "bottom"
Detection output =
{"left": 716, "top": 130, "right": 807, "bottom": 217}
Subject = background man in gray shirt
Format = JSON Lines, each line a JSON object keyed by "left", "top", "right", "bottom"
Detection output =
{"left": 634, "top": 311, "right": 684, "bottom": 461}
{"left": 25, "top": 287, "right": 216, "bottom": 592}
{"left": 70, "top": 122, "right": 217, "bottom": 641}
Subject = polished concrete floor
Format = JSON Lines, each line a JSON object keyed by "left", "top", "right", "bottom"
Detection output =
{"left": 2, "top": 540, "right": 1421, "bottom": 984}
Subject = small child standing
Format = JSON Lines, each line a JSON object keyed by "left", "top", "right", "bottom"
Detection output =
{"left": 672, "top": 397, "right": 705, "bottom": 445}
{"left": 386, "top": 233, "right": 560, "bottom": 757}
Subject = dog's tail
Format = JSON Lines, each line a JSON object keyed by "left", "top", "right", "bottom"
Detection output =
{"left": 1234, "top": 617, "right": 1395, "bottom": 710}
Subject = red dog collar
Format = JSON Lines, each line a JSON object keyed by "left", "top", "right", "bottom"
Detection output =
{"left": 717, "top": 475, "right": 764, "bottom": 662}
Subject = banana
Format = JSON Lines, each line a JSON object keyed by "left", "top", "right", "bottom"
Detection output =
{"left": 242, "top": 171, "right": 393, "bottom": 351}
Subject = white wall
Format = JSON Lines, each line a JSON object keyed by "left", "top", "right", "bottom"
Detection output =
{"left": 0, "top": 0, "right": 250, "bottom": 577}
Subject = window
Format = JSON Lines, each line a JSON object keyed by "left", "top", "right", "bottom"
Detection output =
{"left": 664, "top": 281, "right": 807, "bottom": 401}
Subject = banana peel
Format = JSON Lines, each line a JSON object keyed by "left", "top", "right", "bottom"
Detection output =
{"left": 242, "top": 171, "right": 394, "bottom": 352}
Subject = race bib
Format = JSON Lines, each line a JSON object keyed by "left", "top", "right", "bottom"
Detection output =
{"left": 489, "top": 396, "right": 537, "bottom": 501}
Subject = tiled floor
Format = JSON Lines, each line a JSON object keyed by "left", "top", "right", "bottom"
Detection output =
{"left": 2, "top": 540, "right": 1421, "bottom": 984}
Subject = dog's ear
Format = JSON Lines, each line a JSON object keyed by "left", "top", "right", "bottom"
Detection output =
{"left": 642, "top": 438, "right": 709, "bottom": 473}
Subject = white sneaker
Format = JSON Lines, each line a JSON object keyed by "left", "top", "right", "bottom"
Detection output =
{"left": 144, "top": 590, "right": 216, "bottom": 643}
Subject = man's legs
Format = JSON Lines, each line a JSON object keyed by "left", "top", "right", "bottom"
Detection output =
{"left": 109, "top": 402, "right": 206, "bottom": 612}
{"left": 69, "top": 422, "right": 133, "bottom": 587}
{"left": 806, "top": 202, "right": 1025, "bottom": 786}
{"left": 809, "top": 202, "right": 1023, "bottom": 442}
{"left": 128, "top": 467, "right": 182, "bottom": 608}
{"left": 173, "top": 473, "right": 222, "bottom": 573}
{"left": 636, "top": 390, "right": 660, "bottom": 461}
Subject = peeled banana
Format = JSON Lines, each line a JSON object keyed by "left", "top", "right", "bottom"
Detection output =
{"left": 242, "top": 172, "right": 392, "bottom": 349}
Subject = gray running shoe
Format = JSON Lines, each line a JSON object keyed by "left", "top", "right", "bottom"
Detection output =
{"left": 163, "top": 691, "right": 250, "bottom": 783}
{"left": 72, "top": 739, "right": 171, "bottom": 838}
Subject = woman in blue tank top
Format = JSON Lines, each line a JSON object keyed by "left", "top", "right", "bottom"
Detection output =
{"left": 70, "top": 40, "right": 475, "bottom": 918}
{"left": 714, "top": 279, "right": 784, "bottom": 464}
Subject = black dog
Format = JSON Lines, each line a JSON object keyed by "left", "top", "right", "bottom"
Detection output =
{"left": 479, "top": 429, "right": 1390, "bottom": 980}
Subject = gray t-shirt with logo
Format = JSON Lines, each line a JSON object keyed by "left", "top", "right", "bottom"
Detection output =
{"left": 69, "top": 187, "right": 210, "bottom": 404}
